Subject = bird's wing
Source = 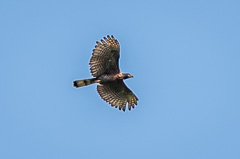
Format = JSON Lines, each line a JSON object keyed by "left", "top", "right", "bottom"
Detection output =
{"left": 89, "top": 35, "right": 120, "bottom": 77}
{"left": 97, "top": 80, "right": 138, "bottom": 111}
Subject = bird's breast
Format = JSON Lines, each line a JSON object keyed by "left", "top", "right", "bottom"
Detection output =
{"left": 97, "top": 74, "right": 115, "bottom": 83}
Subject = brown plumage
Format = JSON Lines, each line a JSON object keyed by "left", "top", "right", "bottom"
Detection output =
{"left": 73, "top": 35, "right": 138, "bottom": 111}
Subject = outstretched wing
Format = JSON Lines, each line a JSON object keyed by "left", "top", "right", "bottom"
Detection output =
{"left": 89, "top": 35, "right": 120, "bottom": 77}
{"left": 97, "top": 80, "right": 138, "bottom": 111}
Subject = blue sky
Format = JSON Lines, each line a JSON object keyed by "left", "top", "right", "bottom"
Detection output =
{"left": 1, "top": 0, "right": 240, "bottom": 158}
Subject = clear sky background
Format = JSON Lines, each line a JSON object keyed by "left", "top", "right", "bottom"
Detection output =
{"left": 1, "top": 0, "right": 240, "bottom": 159}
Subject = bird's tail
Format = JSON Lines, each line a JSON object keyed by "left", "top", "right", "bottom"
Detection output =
{"left": 73, "top": 78, "right": 98, "bottom": 88}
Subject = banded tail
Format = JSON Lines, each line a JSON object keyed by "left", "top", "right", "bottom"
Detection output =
{"left": 73, "top": 78, "right": 98, "bottom": 88}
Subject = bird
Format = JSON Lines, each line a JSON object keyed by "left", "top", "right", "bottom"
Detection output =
{"left": 73, "top": 35, "right": 138, "bottom": 111}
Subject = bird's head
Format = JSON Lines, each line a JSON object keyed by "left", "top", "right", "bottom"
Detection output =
{"left": 123, "top": 73, "right": 134, "bottom": 79}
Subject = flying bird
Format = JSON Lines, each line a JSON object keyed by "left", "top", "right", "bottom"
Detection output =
{"left": 73, "top": 35, "right": 138, "bottom": 111}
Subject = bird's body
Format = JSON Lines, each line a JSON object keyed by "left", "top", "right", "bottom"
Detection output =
{"left": 73, "top": 73, "right": 132, "bottom": 87}
{"left": 73, "top": 35, "right": 138, "bottom": 111}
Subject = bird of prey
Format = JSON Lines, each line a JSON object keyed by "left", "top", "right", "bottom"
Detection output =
{"left": 73, "top": 35, "right": 138, "bottom": 111}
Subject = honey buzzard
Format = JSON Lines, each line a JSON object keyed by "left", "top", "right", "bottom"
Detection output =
{"left": 73, "top": 35, "right": 138, "bottom": 111}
